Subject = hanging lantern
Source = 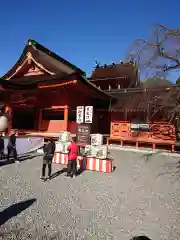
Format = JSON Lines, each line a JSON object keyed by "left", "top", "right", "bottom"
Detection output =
{"left": 0, "top": 115, "right": 8, "bottom": 131}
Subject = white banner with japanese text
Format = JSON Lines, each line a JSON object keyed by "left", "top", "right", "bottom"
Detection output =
{"left": 76, "top": 106, "right": 84, "bottom": 124}
{"left": 85, "top": 106, "right": 93, "bottom": 123}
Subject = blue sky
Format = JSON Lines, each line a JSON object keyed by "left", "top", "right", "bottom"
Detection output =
{"left": 0, "top": 0, "right": 179, "bottom": 80}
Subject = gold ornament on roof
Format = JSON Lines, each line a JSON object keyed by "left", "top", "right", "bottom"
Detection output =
{"left": 26, "top": 52, "right": 32, "bottom": 64}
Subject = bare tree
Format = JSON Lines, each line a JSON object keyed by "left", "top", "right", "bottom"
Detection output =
{"left": 124, "top": 25, "right": 180, "bottom": 123}
{"left": 126, "top": 24, "right": 180, "bottom": 79}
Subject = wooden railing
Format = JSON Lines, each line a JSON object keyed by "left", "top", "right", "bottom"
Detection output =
{"left": 108, "top": 121, "right": 177, "bottom": 151}
{"left": 110, "top": 121, "right": 176, "bottom": 142}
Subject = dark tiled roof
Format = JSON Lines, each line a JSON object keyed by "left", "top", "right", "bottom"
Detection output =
{"left": 0, "top": 78, "right": 36, "bottom": 90}
{"left": 0, "top": 72, "right": 111, "bottom": 100}
{"left": 2, "top": 39, "right": 85, "bottom": 80}
{"left": 89, "top": 63, "right": 136, "bottom": 79}
{"left": 88, "top": 62, "right": 139, "bottom": 89}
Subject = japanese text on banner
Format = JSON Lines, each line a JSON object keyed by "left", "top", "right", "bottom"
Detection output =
{"left": 85, "top": 106, "right": 93, "bottom": 123}
{"left": 76, "top": 106, "right": 84, "bottom": 124}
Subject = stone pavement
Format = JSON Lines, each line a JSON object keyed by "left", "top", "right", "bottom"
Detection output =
{"left": 0, "top": 150, "right": 180, "bottom": 240}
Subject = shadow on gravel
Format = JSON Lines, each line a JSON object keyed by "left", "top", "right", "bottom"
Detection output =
{"left": 50, "top": 168, "right": 67, "bottom": 180}
{"left": 18, "top": 153, "right": 41, "bottom": 162}
{"left": 112, "top": 166, "right": 116, "bottom": 172}
{"left": 0, "top": 153, "right": 41, "bottom": 167}
{"left": 50, "top": 165, "right": 87, "bottom": 180}
{"left": 156, "top": 160, "right": 180, "bottom": 181}
{"left": 131, "top": 236, "right": 152, "bottom": 240}
{"left": 0, "top": 198, "right": 36, "bottom": 227}
{"left": 141, "top": 150, "right": 161, "bottom": 163}
{"left": 0, "top": 160, "right": 14, "bottom": 167}
{"left": 76, "top": 168, "right": 85, "bottom": 176}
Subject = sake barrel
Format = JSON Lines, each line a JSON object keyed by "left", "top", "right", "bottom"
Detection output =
{"left": 0, "top": 115, "right": 8, "bottom": 131}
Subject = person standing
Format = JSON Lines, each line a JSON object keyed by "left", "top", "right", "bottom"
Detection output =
{"left": 0, "top": 132, "right": 4, "bottom": 160}
{"left": 41, "top": 138, "right": 55, "bottom": 181}
{"left": 67, "top": 138, "right": 78, "bottom": 178}
{"left": 7, "top": 130, "right": 18, "bottom": 163}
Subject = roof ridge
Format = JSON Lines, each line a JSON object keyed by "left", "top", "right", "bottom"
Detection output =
{"left": 26, "top": 39, "right": 85, "bottom": 76}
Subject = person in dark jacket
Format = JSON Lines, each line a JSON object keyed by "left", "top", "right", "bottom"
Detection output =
{"left": 41, "top": 138, "right": 55, "bottom": 180}
{"left": 7, "top": 130, "right": 18, "bottom": 163}
{"left": 0, "top": 132, "right": 4, "bottom": 160}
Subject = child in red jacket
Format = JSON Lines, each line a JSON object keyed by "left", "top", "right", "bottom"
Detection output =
{"left": 67, "top": 138, "right": 78, "bottom": 178}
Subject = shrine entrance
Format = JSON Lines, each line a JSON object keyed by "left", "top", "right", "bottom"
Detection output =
{"left": 38, "top": 106, "right": 68, "bottom": 133}
{"left": 12, "top": 106, "right": 37, "bottom": 130}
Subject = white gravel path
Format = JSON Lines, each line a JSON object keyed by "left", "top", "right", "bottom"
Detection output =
{"left": 0, "top": 150, "right": 180, "bottom": 240}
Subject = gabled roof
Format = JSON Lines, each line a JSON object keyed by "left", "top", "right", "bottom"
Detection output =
{"left": 2, "top": 39, "right": 85, "bottom": 80}
{"left": 89, "top": 63, "right": 136, "bottom": 79}
{"left": 0, "top": 39, "right": 114, "bottom": 100}
{"left": 88, "top": 62, "right": 139, "bottom": 89}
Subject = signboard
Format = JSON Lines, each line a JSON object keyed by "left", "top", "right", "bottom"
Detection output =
{"left": 139, "top": 124, "right": 149, "bottom": 128}
{"left": 76, "top": 124, "right": 91, "bottom": 145}
{"left": 139, "top": 124, "right": 149, "bottom": 132}
{"left": 76, "top": 106, "right": 84, "bottom": 124}
{"left": 131, "top": 123, "right": 149, "bottom": 132}
{"left": 91, "top": 134, "right": 103, "bottom": 146}
{"left": 85, "top": 106, "right": 93, "bottom": 123}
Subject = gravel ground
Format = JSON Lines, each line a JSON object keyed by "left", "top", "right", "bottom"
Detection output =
{"left": 0, "top": 150, "right": 180, "bottom": 240}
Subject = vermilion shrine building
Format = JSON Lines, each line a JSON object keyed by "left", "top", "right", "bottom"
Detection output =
{"left": 0, "top": 39, "right": 111, "bottom": 136}
{"left": 0, "top": 39, "right": 178, "bottom": 150}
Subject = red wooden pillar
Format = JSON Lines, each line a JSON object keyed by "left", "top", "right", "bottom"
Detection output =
{"left": 64, "top": 105, "right": 69, "bottom": 131}
{"left": 38, "top": 109, "right": 42, "bottom": 131}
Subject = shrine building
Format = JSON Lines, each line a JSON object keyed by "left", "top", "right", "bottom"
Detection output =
{"left": 0, "top": 39, "right": 112, "bottom": 136}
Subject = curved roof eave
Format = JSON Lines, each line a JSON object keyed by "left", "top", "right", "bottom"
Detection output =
{"left": 1, "top": 39, "right": 85, "bottom": 80}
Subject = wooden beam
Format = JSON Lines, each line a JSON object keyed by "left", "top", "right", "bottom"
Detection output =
{"left": 44, "top": 107, "right": 66, "bottom": 111}
{"left": 89, "top": 76, "right": 128, "bottom": 82}
{"left": 38, "top": 80, "right": 77, "bottom": 89}
{"left": 38, "top": 109, "right": 42, "bottom": 131}
{"left": 51, "top": 106, "right": 67, "bottom": 109}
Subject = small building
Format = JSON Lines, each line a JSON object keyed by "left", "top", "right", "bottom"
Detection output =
{"left": 105, "top": 84, "right": 177, "bottom": 150}
{"left": 88, "top": 62, "right": 140, "bottom": 90}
